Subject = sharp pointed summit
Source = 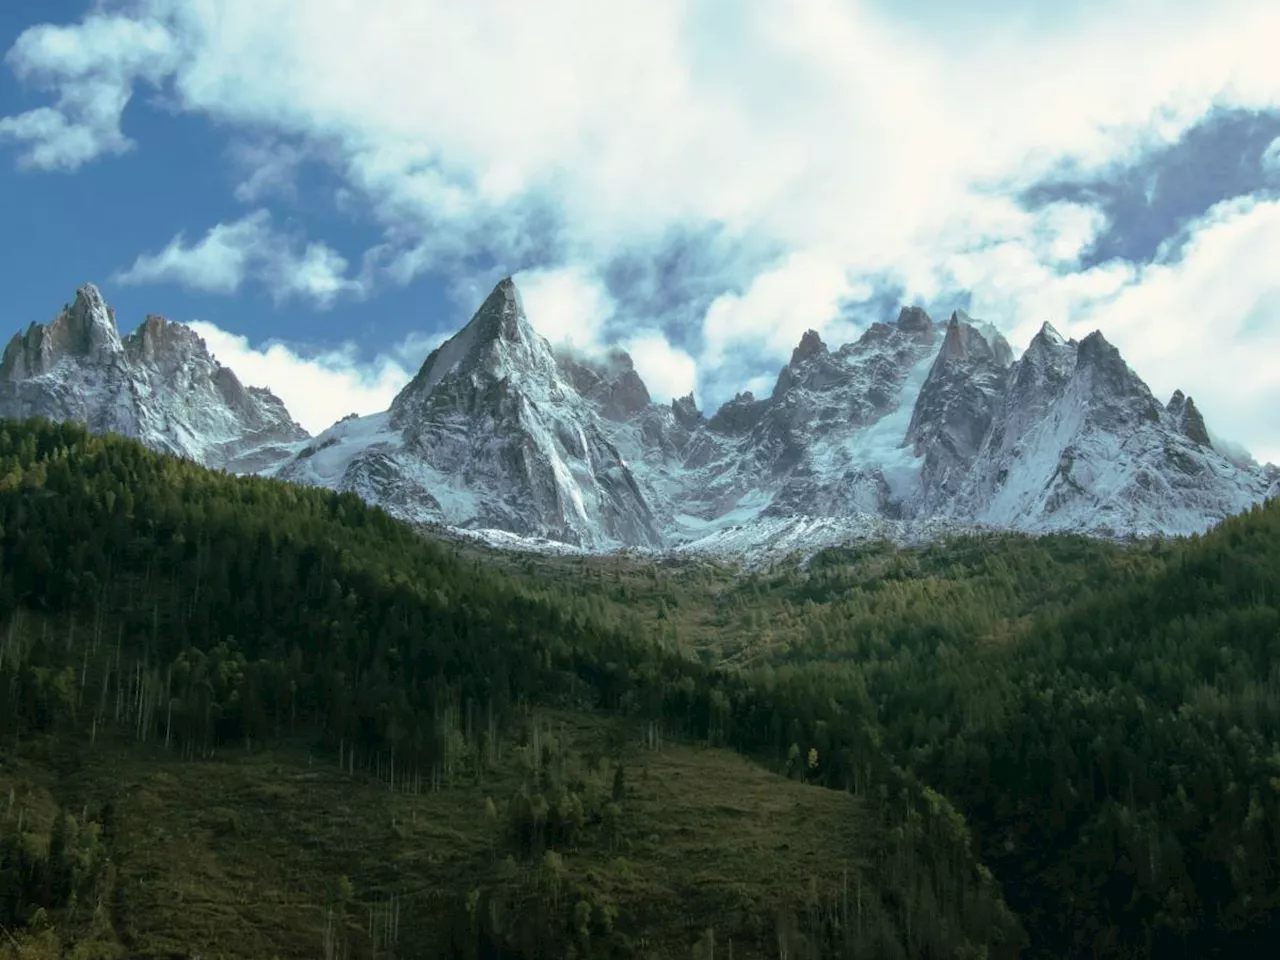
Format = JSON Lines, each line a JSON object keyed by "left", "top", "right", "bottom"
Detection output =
{"left": 390, "top": 277, "right": 563, "bottom": 429}
{"left": 468, "top": 276, "right": 529, "bottom": 343}
{"left": 0, "top": 286, "right": 307, "bottom": 473}
{"left": 4, "top": 281, "right": 1275, "bottom": 555}
{"left": 1167, "top": 390, "right": 1211, "bottom": 447}
{"left": 790, "top": 329, "right": 827, "bottom": 366}
{"left": 1, "top": 283, "right": 125, "bottom": 380}
{"left": 289, "top": 277, "right": 662, "bottom": 548}
{"left": 1032, "top": 321, "right": 1067, "bottom": 347}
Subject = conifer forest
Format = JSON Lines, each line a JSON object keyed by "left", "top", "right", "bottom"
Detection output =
{"left": 1, "top": 416, "right": 1278, "bottom": 958}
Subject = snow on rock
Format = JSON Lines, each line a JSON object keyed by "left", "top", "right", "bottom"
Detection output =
{"left": 285, "top": 279, "right": 663, "bottom": 548}
{"left": 7, "top": 280, "right": 1277, "bottom": 561}
{"left": 0, "top": 284, "right": 308, "bottom": 472}
{"left": 951, "top": 328, "right": 1271, "bottom": 537}
{"left": 906, "top": 311, "right": 1014, "bottom": 514}
{"left": 674, "top": 513, "right": 981, "bottom": 568}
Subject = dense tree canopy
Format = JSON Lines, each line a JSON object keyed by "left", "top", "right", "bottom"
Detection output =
{"left": 1, "top": 415, "right": 1278, "bottom": 957}
{"left": 0, "top": 418, "right": 1017, "bottom": 959}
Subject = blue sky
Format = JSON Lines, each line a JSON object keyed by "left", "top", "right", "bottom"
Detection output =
{"left": 2, "top": 0, "right": 1279, "bottom": 463}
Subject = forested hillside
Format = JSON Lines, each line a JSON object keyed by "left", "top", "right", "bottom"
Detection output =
{"left": 1, "top": 416, "right": 1278, "bottom": 958}
{"left": 0, "top": 417, "right": 1017, "bottom": 959}
{"left": 471, "top": 503, "right": 1280, "bottom": 956}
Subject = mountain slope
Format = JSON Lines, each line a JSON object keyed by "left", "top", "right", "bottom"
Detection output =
{"left": 0, "top": 284, "right": 308, "bottom": 472}
{"left": 277, "top": 279, "right": 661, "bottom": 548}
{"left": 0, "top": 417, "right": 1023, "bottom": 959}
{"left": 951, "top": 324, "right": 1272, "bottom": 537}
{"left": 5, "top": 281, "right": 1275, "bottom": 553}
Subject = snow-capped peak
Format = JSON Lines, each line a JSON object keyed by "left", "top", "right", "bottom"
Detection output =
{"left": 1032, "top": 320, "right": 1067, "bottom": 347}
{"left": 6, "top": 280, "right": 1276, "bottom": 561}
{"left": 389, "top": 276, "right": 563, "bottom": 428}
{"left": 0, "top": 287, "right": 307, "bottom": 474}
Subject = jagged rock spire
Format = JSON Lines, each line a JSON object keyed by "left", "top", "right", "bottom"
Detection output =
{"left": 896, "top": 306, "right": 933, "bottom": 336}
{"left": 0, "top": 283, "right": 308, "bottom": 473}
{"left": 789, "top": 329, "right": 827, "bottom": 366}
{"left": 671, "top": 391, "right": 703, "bottom": 430}
{"left": 1167, "top": 390, "right": 1211, "bottom": 447}
{"left": 0, "top": 282, "right": 125, "bottom": 381}
{"left": 390, "top": 276, "right": 562, "bottom": 427}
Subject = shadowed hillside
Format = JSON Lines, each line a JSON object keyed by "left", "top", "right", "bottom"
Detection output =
{"left": 0, "top": 417, "right": 1019, "bottom": 959}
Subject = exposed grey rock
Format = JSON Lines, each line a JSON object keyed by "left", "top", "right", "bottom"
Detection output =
{"left": 948, "top": 322, "right": 1271, "bottom": 537}
{"left": 0, "top": 284, "right": 307, "bottom": 472}
{"left": 670, "top": 392, "right": 703, "bottom": 431}
{"left": 1166, "top": 390, "right": 1212, "bottom": 447}
{"left": 283, "top": 278, "right": 662, "bottom": 548}
{"left": 9, "top": 280, "right": 1276, "bottom": 552}
{"left": 906, "top": 312, "right": 1013, "bottom": 512}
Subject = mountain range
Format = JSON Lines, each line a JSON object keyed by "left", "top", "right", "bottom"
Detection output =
{"left": 4, "top": 280, "right": 1276, "bottom": 556}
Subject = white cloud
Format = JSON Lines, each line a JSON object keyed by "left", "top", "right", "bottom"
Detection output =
{"left": 187, "top": 321, "right": 437, "bottom": 435}
{"left": 623, "top": 332, "right": 699, "bottom": 404}
{"left": 6, "top": 0, "right": 1280, "bottom": 458}
{"left": 116, "top": 212, "right": 267, "bottom": 294}
{"left": 229, "top": 139, "right": 307, "bottom": 202}
{"left": 1033, "top": 202, "right": 1111, "bottom": 267}
{"left": 0, "top": 14, "right": 177, "bottom": 169}
{"left": 700, "top": 250, "right": 857, "bottom": 396}
{"left": 115, "top": 210, "right": 363, "bottom": 307}
{"left": 269, "top": 241, "right": 360, "bottom": 306}
{"left": 513, "top": 265, "right": 615, "bottom": 351}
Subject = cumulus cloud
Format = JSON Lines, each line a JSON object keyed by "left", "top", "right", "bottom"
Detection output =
{"left": 0, "top": 14, "right": 177, "bottom": 169}
{"left": 17, "top": 1, "right": 1280, "bottom": 271}
{"left": 622, "top": 332, "right": 699, "bottom": 404}
{"left": 115, "top": 212, "right": 266, "bottom": 294}
{"left": 5, "top": 0, "right": 1280, "bottom": 457}
{"left": 187, "top": 321, "right": 440, "bottom": 435}
{"left": 700, "top": 250, "right": 863, "bottom": 396}
{"left": 514, "top": 265, "right": 616, "bottom": 351}
{"left": 114, "top": 210, "right": 363, "bottom": 307}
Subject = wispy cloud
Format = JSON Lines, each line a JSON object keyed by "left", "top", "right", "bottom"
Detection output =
{"left": 1263, "top": 136, "right": 1280, "bottom": 173}
{"left": 5, "top": 0, "right": 1280, "bottom": 458}
{"left": 229, "top": 139, "right": 308, "bottom": 203}
{"left": 114, "top": 210, "right": 363, "bottom": 308}
{"left": 0, "top": 13, "right": 177, "bottom": 170}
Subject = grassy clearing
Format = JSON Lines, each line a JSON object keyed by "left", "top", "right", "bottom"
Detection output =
{"left": 3, "top": 708, "right": 874, "bottom": 959}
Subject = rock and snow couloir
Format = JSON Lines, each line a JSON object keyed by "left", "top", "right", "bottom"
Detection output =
{"left": 3, "top": 279, "right": 1275, "bottom": 556}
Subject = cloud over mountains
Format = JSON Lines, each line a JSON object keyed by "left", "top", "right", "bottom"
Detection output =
{"left": 3, "top": 0, "right": 1279, "bottom": 461}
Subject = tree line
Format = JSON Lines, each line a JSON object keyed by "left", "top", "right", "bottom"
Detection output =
{"left": 0, "top": 417, "right": 1017, "bottom": 958}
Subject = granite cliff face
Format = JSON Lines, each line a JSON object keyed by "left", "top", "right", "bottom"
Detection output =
{"left": 905, "top": 311, "right": 1015, "bottom": 515}
{"left": 0, "top": 285, "right": 307, "bottom": 472}
{"left": 943, "top": 324, "right": 1274, "bottom": 538}
{"left": 277, "top": 280, "right": 661, "bottom": 548}
{"left": 7, "top": 280, "right": 1275, "bottom": 555}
